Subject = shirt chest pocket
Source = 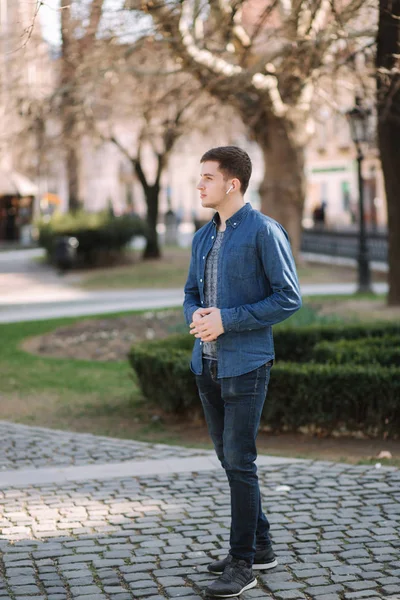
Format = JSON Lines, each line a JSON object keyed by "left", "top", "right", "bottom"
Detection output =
{"left": 225, "top": 245, "right": 259, "bottom": 280}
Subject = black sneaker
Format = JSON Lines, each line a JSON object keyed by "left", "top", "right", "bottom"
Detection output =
{"left": 205, "top": 557, "right": 257, "bottom": 598}
{"left": 208, "top": 546, "right": 277, "bottom": 575}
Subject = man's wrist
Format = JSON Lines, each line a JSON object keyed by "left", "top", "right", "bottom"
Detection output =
{"left": 220, "top": 307, "right": 236, "bottom": 333}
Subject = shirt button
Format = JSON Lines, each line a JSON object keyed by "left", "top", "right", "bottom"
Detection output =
{"left": 203, "top": 256, "right": 205, "bottom": 259}
{"left": 201, "top": 300, "right": 204, "bottom": 304}
{"left": 211, "top": 236, "right": 214, "bottom": 239}
{"left": 233, "top": 222, "right": 237, "bottom": 225}
{"left": 200, "top": 278, "right": 203, "bottom": 282}
{"left": 200, "top": 342, "right": 202, "bottom": 345}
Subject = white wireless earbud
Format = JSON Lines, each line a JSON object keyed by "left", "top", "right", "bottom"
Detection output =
{"left": 226, "top": 185, "right": 234, "bottom": 195}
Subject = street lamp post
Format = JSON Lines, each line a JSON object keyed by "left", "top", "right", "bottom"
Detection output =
{"left": 346, "top": 98, "right": 373, "bottom": 294}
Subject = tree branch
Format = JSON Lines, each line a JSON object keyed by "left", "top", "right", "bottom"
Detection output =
{"left": 277, "top": 0, "right": 292, "bottom": 19}
{"left": 307, "top": 0, "right": 331, "bottom": 39}
{"left": 251, "top": 72, "right": 288, "bottom": 116}
{"left": 85, "top": 0, "right": 104, "bottom": 43}
{"left": 109, "top": 134, "right": 136, "bottom": 165}
{"left": 215, "top": 0, "right": 251, "bottom": 49}
{"left": 179, "top": 0, "right": 242, "bottom": 77}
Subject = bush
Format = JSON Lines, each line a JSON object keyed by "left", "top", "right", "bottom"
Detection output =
{"left": 128, "top": 322, "right": 400, "bottom": 437}
{"left": 38, "top": 210, "right": 147, "bottom": 267}
{"left": 128, "top": 335, "right": 197, "bottom": 415}
{"left": 272, "top": 321, "right": 400, "bottom": 362}
{"left": 313, "top": 335, "right": 400, "bottom": 367}
{"left": 266, "top": 362, "right": 400, "bottom": 436}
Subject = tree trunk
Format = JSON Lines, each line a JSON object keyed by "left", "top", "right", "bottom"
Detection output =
{"left": 66, "top": 136, "right": 81, "bottom": 212}
{"left": 378, "top": 121, "right": 400, "bottom": 305}
{"left": 253, "top": 117, "right": 305, "bottom": 259}
{"left": 143, "top": 185, "right": 161, "bottom": 259}
{"left": 376, "top": 0, "right": 400, "bottom": 306}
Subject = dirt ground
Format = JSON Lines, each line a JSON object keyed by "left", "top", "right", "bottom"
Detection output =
{"left": 22, "top": 309, "right": 186, "bottom": 361}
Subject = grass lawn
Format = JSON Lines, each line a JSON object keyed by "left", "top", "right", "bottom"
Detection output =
{"left": 0, "top": 316, "right": 141, "bottom": 436}
{"left": 1, "top": 299, "right": 399, "bottom": 466}
{"left": 72, "top": 247, "right": 387, "bottom": 290}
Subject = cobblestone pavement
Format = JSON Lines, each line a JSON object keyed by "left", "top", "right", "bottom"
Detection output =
{"left": 0, "top": 425, "right": 399, "bottom": 600}
{"left": 0, "top": 422, "right": 212, "bottom": 471}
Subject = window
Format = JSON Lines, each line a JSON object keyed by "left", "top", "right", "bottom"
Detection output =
{"left": 341, "top": 181, "right": 351, "bottom": 211}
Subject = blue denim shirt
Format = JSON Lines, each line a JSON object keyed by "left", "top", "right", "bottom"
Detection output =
{"left": 183, "top": 202, "right": 302, "bottom": 378}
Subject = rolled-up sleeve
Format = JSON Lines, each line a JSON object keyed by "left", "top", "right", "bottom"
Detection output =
{"left": 220, "top": 222, "right": 302, "bottom": 332}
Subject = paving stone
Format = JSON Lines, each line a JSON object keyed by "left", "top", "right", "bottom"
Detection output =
{"left": 331, "top": 574, "right": 359, "bottom": 583}
{"left": 103, "top": 586, "right": 128, "bottom": 594}
{"left": 60, "top": 569, "right": 93, "bottom": 579}
{"left": 131, "top": 588, "right": 159, "bottom": 597}
{"left": 158, "top": 577, "right": 187, "bottom": 587}
{"left": 304, "top": 577, "right": 330, "bottom": 586}
{"left": 291, "top": 568, "right": 329, "bottom": 579}
{"left": 8, "top": 577, "right": 36, "bottom": 586}
{"left": 266, "top": 582, "right": 306, "bottom": 592}
{"left": 301, "top": 554, "right": 337, "bottom": 563}
{"left": 305, "top": 584, "right": 344, "bottom": 597}
{"left": 153, "top": 569, "right": 194, "bottom": 577}
{"left": 164, "top": 588, "right": 194, "bottom": 598}
{"left": 10, "top": 585, "right": 41, "bottom": 594}
{"left": 345, "top": 581, "right": 379, "bottom": 591}
{"left": 272, "top": 592, "right": 307, "bottom": 600}
{"left": 344, "top": 591, "right": 382, "bottom": 599}
{"left": 381, "top": 585, "right": 400, "bottom": 594}
{"left": 71, "top": 596, "right": 107, "bottom": 600}
{"left": 69, "top": 585, "right": 103, "bottom": 595}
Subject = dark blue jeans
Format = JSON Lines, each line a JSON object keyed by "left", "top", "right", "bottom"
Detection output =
{"left": 195, "top": 358, "right": 272, "bottom": 564}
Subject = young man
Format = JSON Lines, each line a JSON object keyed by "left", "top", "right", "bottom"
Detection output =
{"left": 183, "top": 146, "right": 302, "bottom": 598}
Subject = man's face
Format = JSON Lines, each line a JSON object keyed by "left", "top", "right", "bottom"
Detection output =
{"left": 197, "top": 161, "right": 230, "bottom": 210}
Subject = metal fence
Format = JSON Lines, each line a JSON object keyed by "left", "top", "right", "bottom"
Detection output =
{"left": 301, "top": 228, "right": 388, "bottom": 262}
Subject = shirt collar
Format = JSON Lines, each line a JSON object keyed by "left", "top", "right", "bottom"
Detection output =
{"left": 212, "top": 202, "right": 252, "bottom": 229}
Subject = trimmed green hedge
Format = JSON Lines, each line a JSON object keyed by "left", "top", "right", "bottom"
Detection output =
{"left": 128, "top": 322, "right": 400, "bottom": 437}
{"left": 128, "top": 335, "right": 198, "bottom": 415}
{"left": 38, "top": 211, "right": 147, "bottom": 266}
{"left": 313, "top": 335, "right": 400, "bottom": 367}
{"left": 266, "top": 362, "right": 400, "bottom": 435}
{"left": 273, "top": 322, "right": 400, "bottom": 362}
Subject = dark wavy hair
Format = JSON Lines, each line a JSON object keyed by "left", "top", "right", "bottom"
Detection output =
{"left": 200, "top": 146, "right": 252, "bottom": 195}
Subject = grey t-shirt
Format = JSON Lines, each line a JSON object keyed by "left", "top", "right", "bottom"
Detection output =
{"left": 202, "top": 231, "right": 224, "bottom": 360}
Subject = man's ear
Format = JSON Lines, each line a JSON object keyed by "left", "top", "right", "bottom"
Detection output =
{"left": 232, "top": 178, "right": 241, "bottom": 193}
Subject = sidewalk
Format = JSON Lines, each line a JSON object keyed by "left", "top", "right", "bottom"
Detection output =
{"left": 0, "top": 246, "right": 389, "bottom": 323}
{"left": 0, "top": 283, "right": 389, "bottom": 324}
{"left": 0, "top": 422, "right": 399, "bottom": 599}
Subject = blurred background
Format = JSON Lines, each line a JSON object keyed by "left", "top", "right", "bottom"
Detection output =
{"left": 0, "top": 0, "right": 399, "bottom": 461}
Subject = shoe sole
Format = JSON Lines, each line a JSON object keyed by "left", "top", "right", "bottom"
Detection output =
{"left": 207, "top": 578, "right": 257, "bottom": 597}
{"left": 209, "top": 558, "right": 278, "bottom": 575}
{"left": 253, "top": 558, "right": 278, "bottom": 570}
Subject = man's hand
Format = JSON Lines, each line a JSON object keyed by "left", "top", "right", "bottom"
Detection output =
{"left": 190, "top": 307, "right": 224, "bottom": 342}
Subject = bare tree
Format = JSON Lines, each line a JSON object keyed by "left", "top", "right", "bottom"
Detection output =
{"left": 126, "top": 0, "right": 375, "bottom": 255}
{"left": 94, "top": 40, "right": 229, "bottom": 258}
{"left": 377, "top": 0, "right": 400, "bottom": 305}
{"left": 60, "top": 0, "right": 105, "bottom": 211}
